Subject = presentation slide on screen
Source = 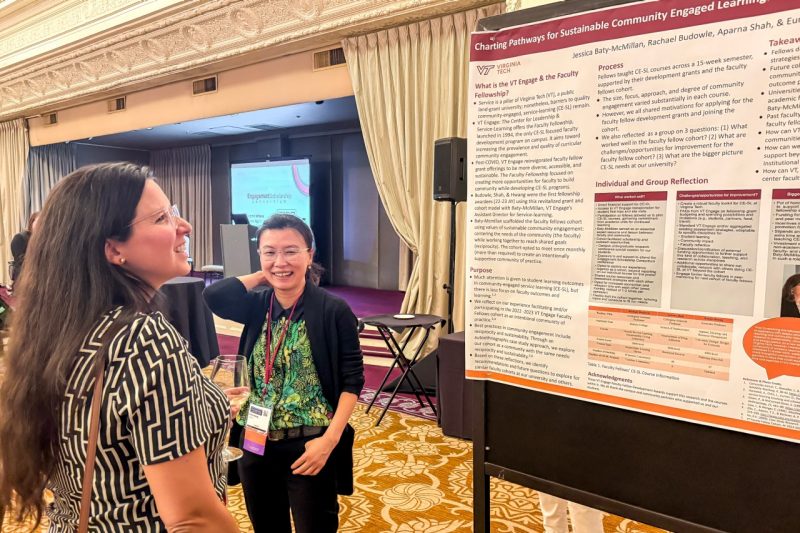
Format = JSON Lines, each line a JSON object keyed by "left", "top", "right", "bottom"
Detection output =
{"left": 231, "top": 159, "right": 311, "bottom": 228}
{"left": 466, "top": 0, "right": 800, "bottom": 442}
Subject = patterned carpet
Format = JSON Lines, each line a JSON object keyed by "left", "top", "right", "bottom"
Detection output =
{"left": 359, "top": 386, "right": 437, "bottom": 422}
{"left": 1, "top": 402, "right": 667, "bottom": 533}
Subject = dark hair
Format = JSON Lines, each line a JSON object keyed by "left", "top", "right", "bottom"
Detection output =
{"left": 783, "top": 273, "right": 800, "bottom": 302}
{"left": 257, "top": 214, "right": 324, "bottom": 285}
{"left": 26, "top": 211, "right": 39, "bottom": 233}
{"left": 0, "top": 163, "right": 156, "bottom": 527}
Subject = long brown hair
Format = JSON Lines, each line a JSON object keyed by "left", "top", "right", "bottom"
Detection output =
{"left": 0, "top": 163, "right": 156, "bottom": 526}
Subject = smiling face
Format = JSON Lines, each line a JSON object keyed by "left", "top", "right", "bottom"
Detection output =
{"left": 258, "top": 228, "right": 313, "bottom": 298}
{"left": 106, "top": 180, "right": 192, "bottom": 289}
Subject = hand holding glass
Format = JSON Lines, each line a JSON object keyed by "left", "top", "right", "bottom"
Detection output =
{"left": 209, "top": 355, "right": 250, "bottom": 462}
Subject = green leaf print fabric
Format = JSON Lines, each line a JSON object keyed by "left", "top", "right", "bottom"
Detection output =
{"left": 237, "top": 317, "right": 332, "bottom": 430}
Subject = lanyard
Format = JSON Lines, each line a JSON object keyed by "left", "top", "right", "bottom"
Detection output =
{"left": 263, "top": 293, "right": 298, "bottom": 390}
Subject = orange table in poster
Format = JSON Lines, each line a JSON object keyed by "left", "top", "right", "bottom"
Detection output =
{"left": 588, "top": 306, "right": 733, "bottom": 380}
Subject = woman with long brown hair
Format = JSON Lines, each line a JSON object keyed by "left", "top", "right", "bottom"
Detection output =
{"left": 0, "top": 163, "right": 238, "bottom": 532}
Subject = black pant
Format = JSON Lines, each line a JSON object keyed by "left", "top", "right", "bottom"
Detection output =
{"left": 238, "top": 435, "right": 339, "bottom": 533}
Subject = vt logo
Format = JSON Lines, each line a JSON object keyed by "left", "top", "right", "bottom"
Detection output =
{"left": 476, "top": 65, "right": 495, "bottom": 75}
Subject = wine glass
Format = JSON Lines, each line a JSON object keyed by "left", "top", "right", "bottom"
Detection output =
{"left": 209, "top": 354, "right": 250, "bottom": 462}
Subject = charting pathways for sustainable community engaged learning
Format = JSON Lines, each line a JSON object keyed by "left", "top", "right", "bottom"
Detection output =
{"left": 467, "top": 0, "right": 800, "bottom": 443}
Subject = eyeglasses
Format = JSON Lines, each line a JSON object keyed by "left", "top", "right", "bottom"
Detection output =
{"left": 257, "top": 247, "right": 310, "bottom": 262}
{"left": 128, "top": 205, "right": 181, "bottom": 228}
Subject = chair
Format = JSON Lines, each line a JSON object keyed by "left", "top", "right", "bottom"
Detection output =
{"left": 200, "top": 264, "right": 224, "bottom": 283}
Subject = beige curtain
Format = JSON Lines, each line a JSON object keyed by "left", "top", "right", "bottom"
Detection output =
{"left": 0, "top": 118, "right": 30, "bottom": 286}
{"left": 150, "top": 145, "right": 213, "bottom": 268}
{"left": 343, "top": 4, "right": 503, "bottom": 341}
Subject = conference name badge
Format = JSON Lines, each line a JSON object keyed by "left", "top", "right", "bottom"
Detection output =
{"left": 242, "top": 403, "right": 272, "bottom": 456}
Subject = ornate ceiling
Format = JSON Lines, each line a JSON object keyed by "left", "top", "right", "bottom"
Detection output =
{"left": 0, "top": 0, "right": 185, "bottom": 70}
{"left": 0, "top": 0, "right": 502, "bottom": 122}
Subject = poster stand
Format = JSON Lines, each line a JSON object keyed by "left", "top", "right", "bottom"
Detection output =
{"left": 473, "top": 379, "right": 800, "bottom": 532}
{"left": 471, "top": 2, "right": 800, "bottom": 532}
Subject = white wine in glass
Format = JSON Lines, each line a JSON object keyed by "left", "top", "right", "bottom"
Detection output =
{"left": 210, "top": 355, "right": 250, "bottom": 462}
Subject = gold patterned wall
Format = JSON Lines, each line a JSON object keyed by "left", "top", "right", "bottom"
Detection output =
{"left": 0, "top": 0, "right": 502, "bottom": 122}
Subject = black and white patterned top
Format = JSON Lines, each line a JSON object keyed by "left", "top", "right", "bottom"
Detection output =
{"left": 46, "top": 308, "right": 229, "bottom": 531}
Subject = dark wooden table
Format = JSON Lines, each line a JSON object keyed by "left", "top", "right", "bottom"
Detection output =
{"left": 361, "top": 313, "right": 444, "bottom": 426}
{"left": 160, "top": 276, "right": 219, "bottom": 367}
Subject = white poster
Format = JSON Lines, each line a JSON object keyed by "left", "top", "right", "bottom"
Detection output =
{"left": 467, "top": 0, "right": 800, "bottom": 442}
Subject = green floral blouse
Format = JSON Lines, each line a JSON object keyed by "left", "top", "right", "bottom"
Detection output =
{"left": 238, "top": 315, "right": 332, "bottom": 430}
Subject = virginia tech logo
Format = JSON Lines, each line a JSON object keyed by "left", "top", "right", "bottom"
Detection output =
{"left": 476, "top": 65, "right": 495, "bottom": 75}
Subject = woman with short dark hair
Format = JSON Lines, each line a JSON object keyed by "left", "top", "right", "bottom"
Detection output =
{"left": 0, "top": 163, "right": 238, "bottom": 532}
{"left": 204, "top": 213, "right": 364, "bottom": 533}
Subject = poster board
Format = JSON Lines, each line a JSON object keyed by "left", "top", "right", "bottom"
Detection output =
{"left": 468, "top": 0, "right": 800, "bottom": 445}
{"left": 468, "top": 0, "right": 800, "bottom": 530}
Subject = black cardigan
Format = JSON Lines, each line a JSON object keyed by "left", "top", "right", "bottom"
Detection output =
{"left": 203, "top": 277, "right": 364, "bottom": 494}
